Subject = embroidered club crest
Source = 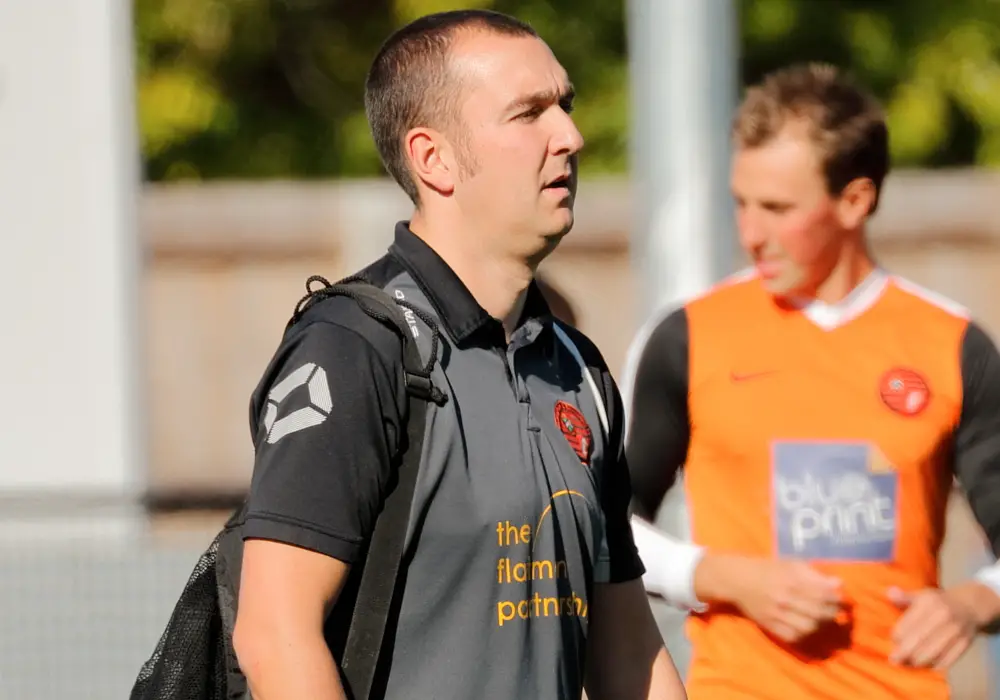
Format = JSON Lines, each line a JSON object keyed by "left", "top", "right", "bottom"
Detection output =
{"left": 554, "top": 400, "right": 592, "bottom": 465}
{"left": 878, "top": 367, "right": 930, "bottom": 416}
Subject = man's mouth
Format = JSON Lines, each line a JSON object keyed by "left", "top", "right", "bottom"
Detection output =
{"left": 543, "top": 174, "right": 571, "bottom": 191}
{"left": 754, "top": 259, "right": 782, "bottom": 278}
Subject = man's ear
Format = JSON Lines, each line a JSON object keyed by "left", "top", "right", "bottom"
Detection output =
{"left": 836, "top": 176, "right": 877, "bottom": 228}
{"left": 405, "top": 127, "right": 456, "bottom": 197}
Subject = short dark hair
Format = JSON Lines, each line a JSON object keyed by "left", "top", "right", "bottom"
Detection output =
{"left": 364, "top": 10, "right": 538, "bottom": 204}
{"left": 733, "top": 63, "right": 890, "bottom": 213}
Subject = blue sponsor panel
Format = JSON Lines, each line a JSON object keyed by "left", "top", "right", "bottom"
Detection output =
{"left": 773, "top": 441, "right": 898, "bottom": 562}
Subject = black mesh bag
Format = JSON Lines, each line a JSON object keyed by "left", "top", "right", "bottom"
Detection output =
{"left": 129, "top": 526, "right": 230, "bottom": 700}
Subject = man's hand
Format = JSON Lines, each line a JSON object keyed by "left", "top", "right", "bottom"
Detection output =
{"left": 888, "top": 582, "right": 1000, "bottom": 669}
{"left": 695, "top": 555, "right": 845, "bottom": 643}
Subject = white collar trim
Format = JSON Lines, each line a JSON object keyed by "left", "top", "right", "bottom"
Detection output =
{"left": 792, "top": 269, "right": 889, "bottom": 331}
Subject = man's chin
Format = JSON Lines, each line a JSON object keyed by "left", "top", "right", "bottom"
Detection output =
{"left": 543, "top": 227, "right": 569, "bottom": 250}
{"left": 523, "top": 226, "right": 570, "bottom": 268}
{"left": 760, "top": 277, "right": 786, "bottom": 294}
{"left": 550, "top": 209, "right": 575, "bottom": 237}
{"left": 760, "top": 278, "right": 811, "bottom": 308}
{"left": 544, "top": 227, "right": 571, "bottom": 252}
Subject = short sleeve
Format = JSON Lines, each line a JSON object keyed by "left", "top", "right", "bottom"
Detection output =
{"left": 599, "top": 372, "right": 647, "bottom": 584}
{"left": 242, "top": 320, "right": 405, "bottom": 564}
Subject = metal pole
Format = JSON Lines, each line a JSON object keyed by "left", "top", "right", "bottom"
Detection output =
{"left": 625, "top": 0, "right": 740, "bottom": 676}
{"left": 627, "top": 0, "right": 740, "bottom": 321}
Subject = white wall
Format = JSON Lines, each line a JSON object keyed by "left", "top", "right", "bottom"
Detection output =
{"left": 0, "top": 1, "right": 143, "bottom": 533}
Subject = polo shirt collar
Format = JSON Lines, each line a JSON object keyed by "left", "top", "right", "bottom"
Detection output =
{"left": 388, "top": 222, "right": 552, "bottom": 345}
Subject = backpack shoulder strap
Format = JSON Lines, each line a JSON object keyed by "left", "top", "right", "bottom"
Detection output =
{"left": 290, "top": 274, "right": 447, "bottom": 406}
{"left": 290, "top": 274, "right": 446, "bottom": 699}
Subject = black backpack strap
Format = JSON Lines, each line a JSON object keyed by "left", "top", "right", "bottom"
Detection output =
{"left": 340, "top": 379, "right": 428, "bottom": 699}
{"left": 292, "top": 275, "right": 447, "bottom": 699}
{"left": 291, "top": 275, "right": 446, "bottom": 405}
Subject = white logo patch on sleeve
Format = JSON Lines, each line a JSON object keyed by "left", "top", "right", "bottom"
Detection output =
{"left": 263, "top": 362, "right": 332, "bottom": 444}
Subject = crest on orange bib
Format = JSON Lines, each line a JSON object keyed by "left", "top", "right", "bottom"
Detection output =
{"left": 879, "top": 367, "right": 930, "bottom": 416}
{"left": 554, "top": 400, "right": 592, "bottom": 465}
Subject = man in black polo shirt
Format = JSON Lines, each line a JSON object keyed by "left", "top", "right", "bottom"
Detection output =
{"left": 231, "top": 9, "right": 685, "bottom": 700}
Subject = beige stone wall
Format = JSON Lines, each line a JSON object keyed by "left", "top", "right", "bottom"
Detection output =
{"left": 141, "top": 171, "right": 1000, "bottom": 497}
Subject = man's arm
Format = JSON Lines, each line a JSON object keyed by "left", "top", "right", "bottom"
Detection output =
{"left": 954, "top": 321, "right": 1000, "bottom": 568}
{"left": 235, "top": 542, "right": 352, "bottom": 700}
{"left": 585, "top": 580, "right": 686, "bottom": 700}
{"left": 623, "top": 308, "right": 690, "bottom": 522}
{"left": 579, "top": 346, "right": 684, "bottom": 700}
{"left": 232, "top": 319, "right": 404, "bottom": 699}
{"left": 624, "top": 309, "right": 708, "bottom": 610}
{"left": 889, "top": 321, "right": 1000, "bottom": 669}
{"left": 949, "top": 319, "right": 1000, "bottom": 628}
{"left": 633, "top": 519, "right": 844, "bottom": 643}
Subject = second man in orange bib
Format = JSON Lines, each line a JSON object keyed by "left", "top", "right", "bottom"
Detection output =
{"left": 627, "top": 64, "right": 1000, "bottom": 700}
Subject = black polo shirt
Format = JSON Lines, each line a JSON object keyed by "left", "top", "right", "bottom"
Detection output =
{"left": 242, "top": 222, "right": 643, "bottom": 699}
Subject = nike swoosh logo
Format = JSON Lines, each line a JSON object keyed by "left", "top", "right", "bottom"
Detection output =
{"left": 730, "top": 370, "right": 777, "bottom": 382}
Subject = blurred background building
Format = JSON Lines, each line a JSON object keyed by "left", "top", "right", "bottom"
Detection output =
{"left": 1, "top": 0, "right": 999, "bottom": 697}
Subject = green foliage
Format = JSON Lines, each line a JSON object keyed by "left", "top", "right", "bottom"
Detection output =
{"left": 134, "top": 0, "right": 1000, "bottom": 181}
{"left": 740, "top": 0, "right": 1000, "bottom": 168}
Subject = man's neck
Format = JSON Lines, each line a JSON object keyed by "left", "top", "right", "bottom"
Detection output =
{"left": 409, "top": 212, "right": 533, "bottom": 339}
{"left": 811, "top": 231, "right": 876, "bottom": 304}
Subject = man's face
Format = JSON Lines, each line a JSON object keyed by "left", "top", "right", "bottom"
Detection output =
{"left": 730, "top": 125, "right": 846, "bottom": 298}
{"left": 446, "top": 32, "right": 583, "bottom": 263}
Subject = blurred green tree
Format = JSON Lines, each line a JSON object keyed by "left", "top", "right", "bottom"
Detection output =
{"left": 134, "top": 0, "right": 1000, "bottom": 181}
{"left": 740, "top": 0, "right": 1000, "bottom": 168}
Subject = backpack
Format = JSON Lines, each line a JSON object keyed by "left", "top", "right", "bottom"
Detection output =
{"left": 129, "top": 275, "right": 447, "bottom": 700}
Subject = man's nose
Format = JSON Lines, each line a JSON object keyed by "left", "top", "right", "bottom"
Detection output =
{"left": 737, "top": 210, "right": 767, "bottom": 252}
{"left": 551, "top": 112, "right": 584, "bottom": 156}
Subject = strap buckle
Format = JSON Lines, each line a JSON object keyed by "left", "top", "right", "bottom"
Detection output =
{"left": 405, "top": 372, "right": 448, "bottom": 406}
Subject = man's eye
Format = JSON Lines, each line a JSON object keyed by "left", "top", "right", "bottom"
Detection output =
{"left": 560, "top": 99, "right": 574, "bottom": 114}
{"left": 763, "top": 202, "right": 792, "bottom": 214}
{"left": 518, "top": 107, "right": 542, "bottom": 121}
